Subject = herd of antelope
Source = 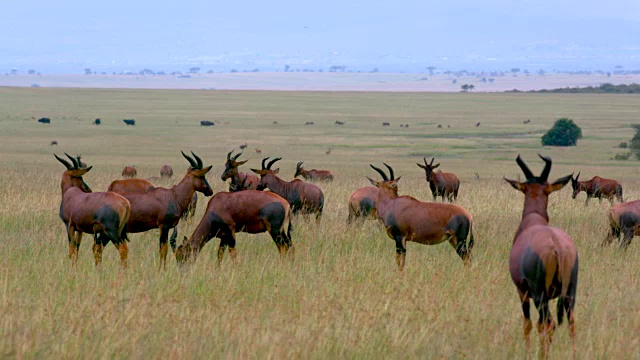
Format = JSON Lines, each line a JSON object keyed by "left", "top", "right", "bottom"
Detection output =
{"left": 55, "top": 149, "right": 636, "bottom": 358}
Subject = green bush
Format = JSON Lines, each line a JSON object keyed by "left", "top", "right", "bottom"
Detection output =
{"left": 541, "top": 118, "right": 582, "bottom": 146}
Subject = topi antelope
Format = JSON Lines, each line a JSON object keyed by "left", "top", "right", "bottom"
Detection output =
{"left": 221, "top": 149, "right": 259, "bottom": 191}
{"left": 109, "top": 151, "right": 213, "bottom": 270}
{"left": 504, "top": 154, "right": 578, "bottom": 358}
{"left": 295, "top": 161, "right": 334, "bottom": 181}
{"left": 347, "top": 186, "right": 379, "bottom": 224}
{"left": 121, "top": 165, "right": 137, "bottom": 178}
{"left": 55, "top": 153, "right": 131, "bottom": 268}
{"left": 252, "top": 157, "right": 324, "bottom": 221}
{"left": 605, "top": 199, "right": 640, "bottom": 249}
{"left": 175, "top": 190, "right": 293, "bottom": 265}
{"left": 570, "top": 172, "right": 623, "bottom": 205}
{"left": 160, "top": 164, "right": 173, "bottom": 179}
{"left": 367, "top": 163, "right": 474, "bottom": 271}
{"left": 417, "top": 157, "right": 460, "bottom": 202}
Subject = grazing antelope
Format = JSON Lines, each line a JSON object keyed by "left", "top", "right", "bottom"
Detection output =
{"left": 255, "top": 148, "right": 262, "bottom": 154}
{"left": 109, "top": 151, "right": 213, "bottom": 269}
{"left": 367, "top": 163, "right": 474, "bottom": 270}
{"left": 417, "top": 157, "right": 461, "bottom": 202}
{"left": 295, "top": 161, "right": 334, "bottom": 181}
{"left": 55, "top": 153, "right": 130, "bottom": 268}
{"left": 121, "top": 165, "right": 137, "bottom": 178}
{"left": 251, "top": 157, "right": 324, "bottom": 220}
{"left": 175, "top": 190, "right": 293, "bottom": 265}
{"left": 605, "top": 200, "right": 640, "bottom": 249}
{"left": 221, "top": 149, "right": 259, "bottom": 191}
{"left": 160, "top": 164, "right": 173, "bottom": 179}
{"left": 325, "top": 148, "right": 331, "bottom": 155}
{"left": 570, "top": 173, "right": 623, "bottom": 205}
{"left": 505, "top": 155, "right": 578, "bottom": 358}
{"left": 347, "top": 186, "right": 379, "bottom": 224}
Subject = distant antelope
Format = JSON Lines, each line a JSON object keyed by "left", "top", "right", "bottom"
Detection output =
{"left": 417, "top": 157, "right": 460, "bottom": 202}
{"left": 368, "top": 163, "right": 474, "bottom": 270}
{"left": 221, "top": 149, "right": 259, "bottom": 191}
{"left": 109, "top": 152, "right": 213, "bottom": 270}
{"left": 570, "top": 173, "right": 623, "bottom": 205}
{"left": 121, "top": 165, "right": 137, "bottom": 178}
{"left": 255, "top": 148, "right": 262, "bottom": 154}
{"left": 252, "top": 157, "right": 324, "bottom": 220}
{"left": 55, "top": 153, "right": 130, "bottom": 268}
{"left": 295, "top": 161, "right": 334, "bottom": 181}
{"left": 504, "top": 155, "right": 578, "bottom": 358}
{"left": 175, "top": 190, "right": 293, "bottom": 265}
{"left": 50, "top": 140, "right": 58, "bottom": 146}
{"left": 160, "top": 164, "right": 173, "bottom": 179}
{"left": 325, "top": 148, "right": 331, "bottom": 155}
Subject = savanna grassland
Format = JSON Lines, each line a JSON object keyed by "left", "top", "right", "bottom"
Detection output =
{"left": 1, "top": 87, "right": 639, "bottom": 359}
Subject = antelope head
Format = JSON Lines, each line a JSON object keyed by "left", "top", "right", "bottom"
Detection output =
{"left": 221, "top": 149, "right": 248, "bottom": 181}
{"left": 416, "top": 157, "right": 440, "bottom": 182}
{"left": 182, "top": 151, "right": 213, "bottom": 196}
{"left": 251, "top": 156, "right": 282, "bottom": 190}
{"left": 294, "top": 161, "right": 305, "bottom": 178}
{"left": 570, "top": 172, "right": 581, "bottom": 199}
{"left": 55, "top": 153, "right": 93, "bottom": 193}
{"left": 367, "top": 163, "right": 402, "bottom": 197}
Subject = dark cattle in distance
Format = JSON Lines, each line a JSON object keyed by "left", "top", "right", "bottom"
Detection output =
{"left": 239, "top": 143, "right": 248, "bottom": 150}
{"left": 476, "top": 122, "right": 481, "bottom": 127}
{"left": 437, "top": 124, "right": 442, "bottom": 128}
{"left": 523, "top": 119, "right": 531, "bottom": 124}
{"left": 38, "top": 117, "right": 51, "bottom": 124}
{"left": 305, "top": 121, "right": 314, "bottom": 125}
{"left": 273, "top": 121, "right": 279, "bottom": 124}
{"left": 94, "top": 118, "right": 101, "bottom": 125}
{"left": 335, "top": 121, "right": 345, "bottom": 125}
{"left": 200, "top": 120, "right": 214, "bottom": 126}
{"left": 123, "top": 119, "right": 136, "bottom": 126}
{"left": 382, "top": 122, "right": 390, "bottom": 126}
{"left": 51, "top": 140, "right": 58, "bottom": 146}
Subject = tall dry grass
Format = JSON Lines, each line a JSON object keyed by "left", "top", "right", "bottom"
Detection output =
{"left": 1, "top": 88, "right": 639, "bottom": 358}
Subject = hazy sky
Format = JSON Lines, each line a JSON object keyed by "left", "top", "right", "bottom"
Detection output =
{"left": 2, "top": 0, "right": 639, "bottom": 73}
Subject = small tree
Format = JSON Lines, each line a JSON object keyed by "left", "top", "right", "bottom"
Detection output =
{"left": 541, "top": 118, "right": 582, "bottom": 146}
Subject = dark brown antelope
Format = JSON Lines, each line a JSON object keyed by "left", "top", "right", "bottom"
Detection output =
{"left": 55, "top": 153, "right": 131, "bottom": 268}
{"left": 347, "top": 186, "right": 379, "bottom": 223}
{"left": 175, "top": 190, "right": 293, "bottom": 265}
{"left": 121, "top": 165, "right": 137, "bottom": 178}
{"left": 367, "top": 163, "right": 474, "bottom": 271}
{"left": 160, "top": 164, "right": 173, "bottom": 179}
{"left": 605, "top": 199, "right": 640, "bottom": 249}
{"left": 294, "top": 161, "right": 334, "bottom": 181}
{"left": 109, "top": 151, "right": 213, "bottom": 269}
{"left": 251, "top": 157, "right": 324, "bottom": 220}
{"left": 504, "top": 155, "right": 578, "bottom": 358}
{"left": 417, "top": 157, "right": 460, "bottom": 202}
{"left": 221, "top": 149, "right": 259, "bottom": 191}
{"left": 570, "top": 172, "right": 623, "bottom": 205}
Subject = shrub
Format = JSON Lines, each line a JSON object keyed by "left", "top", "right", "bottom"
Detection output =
{"left": 541, "top": 118, "right": 582, "bottom": 146}
{"left": 619, "top": 142, "right": 628, "bottom": 148}
{"left": 613, "top": 152, "right": 631, "bottom": 160}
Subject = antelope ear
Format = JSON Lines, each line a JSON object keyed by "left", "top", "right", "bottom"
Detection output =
{"left": 236, "top": 160, "right": 248, "bottom": 166}
{"left": 548, "top": 174, "right": 573, "bottom": 193}
{"left": 433, "top": 163, "right": 440, "bottom": 169}
{"left": 70, "top": 167, "right": 92, "bottom": 177}
{"left": 416, "top": 163, "right": 426, "bottom": 169}
{"left": 366, "top": 177, "right": 379, "bottom": 187}
{"left": 388, "top": 177, "right": 402, "bottom": 188}
{"left": 273, "top": 168, "right": 280, "bottom": 174}
{"left": 504, "top": 177, "right": 524, "bottom": 192}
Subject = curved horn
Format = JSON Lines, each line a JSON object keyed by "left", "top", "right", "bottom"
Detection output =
{"left": 191, "top": 151, "right": 203, "bottom": 169}
{"left": 267, "top": 157, "right": 282, "bottom": 169}
{"left": 575, "top": 172, "right": 580, "bottom": 181}
{"left": 538, "top": 154, "right": 552, "bottom": 181}
{"left": 296, "top": 161, "right": 303, "bottom": 169}
{"left": 369, "top": 164, "right": 389, "bottom": 181}
{"left": 383, "top": 163, "right": 395, "bottom": 180}
{"left": 423, "top": 157, "right": 429, "bottom": 166}
{"left": 515, "top": 154, "right": 534, "bottom": 180}
{"left": 233, "top": 151, "right": 243, "bottom": 161}
{"left": 261, "top": 157, "right": 270, "bottom": 170}
{"left": 430, "top": 157, "right": 435, "bottom": 165}
{"left": 181, "top": 151, "right": 197, "bottom": 169}
{"left": 54, "top": 154, "right": 73, "bottom": 169}
{"left": 65, "top": 153, "right": 79, "bottom": 169}
{"left": 226, "top": 149, "right": 234, "bottom": 161}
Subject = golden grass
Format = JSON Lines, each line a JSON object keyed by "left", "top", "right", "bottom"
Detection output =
{"left": 1, "top": 88, "right": 640, "bottom": 358}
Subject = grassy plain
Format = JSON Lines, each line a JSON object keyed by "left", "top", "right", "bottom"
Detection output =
{"left": 1, "top": 87, "right": 639, "bottom": 358}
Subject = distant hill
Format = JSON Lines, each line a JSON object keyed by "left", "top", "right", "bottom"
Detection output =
{"left": 508, "top": 83, "right": 640, "bottom": 94}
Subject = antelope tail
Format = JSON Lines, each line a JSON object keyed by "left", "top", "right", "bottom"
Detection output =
{"left": 555, "top": 248, "right": 576, "bottom": 325}
{"left": 169, "top": 228, "right": 178, "bottom": 252}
